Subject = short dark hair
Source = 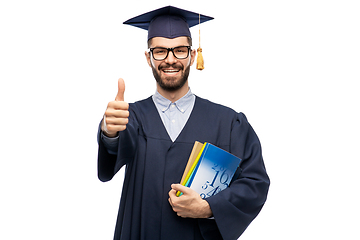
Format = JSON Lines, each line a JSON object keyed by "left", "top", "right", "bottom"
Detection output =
{"left": 147, "top": 36, "right": 192, "bottom": 49}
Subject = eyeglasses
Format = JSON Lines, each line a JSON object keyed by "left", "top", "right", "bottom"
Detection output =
{"left": 149, "top": 46, "right": 191, "bottom": 61}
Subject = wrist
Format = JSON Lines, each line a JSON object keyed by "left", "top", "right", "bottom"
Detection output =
{"left": 200, "top": 200, "right": 213, "bottom": 218}
{"left": 103, "top": 131, "right": 118, "bottom": 138}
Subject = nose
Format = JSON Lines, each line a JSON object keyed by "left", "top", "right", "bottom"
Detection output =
{"left": 165, "top": 50, "right": 178, "bottom": 64}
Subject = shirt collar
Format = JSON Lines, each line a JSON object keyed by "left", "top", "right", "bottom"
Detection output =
{"left": 152, "top": 89, "right": 195, "bottom": 113}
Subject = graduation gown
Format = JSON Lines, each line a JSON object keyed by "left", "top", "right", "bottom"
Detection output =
{"left": 97, "top": 96, "right": 270, "bottom": 240}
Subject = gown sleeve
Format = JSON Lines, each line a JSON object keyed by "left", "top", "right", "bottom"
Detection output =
{"left": 204, "top": 112, "right": 270, "bottom": 240}
{"left": 97, "top": 104, "right": 139, "bottom": 182}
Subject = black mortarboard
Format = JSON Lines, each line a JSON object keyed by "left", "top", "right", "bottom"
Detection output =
{"left": 123, "top": 6, "right": 214, "bottom": 40}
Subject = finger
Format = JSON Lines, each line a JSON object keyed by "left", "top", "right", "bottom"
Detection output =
{"left": 168, "top": 188, "right": 177, "bottom": 198}
{"left": 105, "top": 109, "right": 129, "bottom": 118}
{"left": 171, "top": 184, "right": 190, "bottom": 195}
{"left": 105, "top": 123, "right": 127, "bottom": 132}
{"left": 168, "top": 197, "right": 174, "bottom": 207}
{"left": 107, "top": 101, "right": 129, "bottom": 111}
{"left": 115, "top": 78, "right": 125, "bottom": 101}
{"left": 105, "top": 116, "right": 129, "bottom": 125}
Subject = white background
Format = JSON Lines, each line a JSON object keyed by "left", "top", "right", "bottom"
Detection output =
{"left": 1, "top": 0, "right": 359, "bottom": 239}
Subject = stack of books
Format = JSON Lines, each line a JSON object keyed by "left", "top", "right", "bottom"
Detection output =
{"left": 177, "top": 141, "right": 242, "bottom": 199}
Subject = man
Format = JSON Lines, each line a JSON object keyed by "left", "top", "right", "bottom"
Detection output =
{"left": 97, "top": 6, "right": 270, "bottom": 240}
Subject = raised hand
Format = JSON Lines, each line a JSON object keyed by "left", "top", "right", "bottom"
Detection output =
{"left": 101, "top": 78, "right": 129, "bottom": 137}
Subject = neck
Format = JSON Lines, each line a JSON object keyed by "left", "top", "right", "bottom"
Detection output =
{"left": 156, "top": 82, "right": 189, "bottom": 102}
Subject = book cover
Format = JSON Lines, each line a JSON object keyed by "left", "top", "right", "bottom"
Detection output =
{"left": 186, "top": 143, "right": 242, "bottom": 199}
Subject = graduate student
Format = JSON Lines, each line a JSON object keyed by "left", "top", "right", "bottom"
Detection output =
{"left": 97, "top": 6, "right": 270, "bottom": 240}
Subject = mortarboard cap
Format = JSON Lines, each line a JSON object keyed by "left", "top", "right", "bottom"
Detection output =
{"left": 123, "top": 6, "right": 214, "bottom": 40}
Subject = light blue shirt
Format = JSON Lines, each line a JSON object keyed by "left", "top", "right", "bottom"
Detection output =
{"left": 101, "top": 89, "right": 196, "bottom": 153}
{"left": 152, "top": 89, "right": 195, "bottom": 141}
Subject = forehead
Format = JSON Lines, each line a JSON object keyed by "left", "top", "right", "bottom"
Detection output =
{"left": 149, "top": 36, "right": 190, "bottom": 48}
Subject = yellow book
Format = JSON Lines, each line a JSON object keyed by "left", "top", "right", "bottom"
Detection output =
{"left": 176, "top": 142, "right": 206, "bottom": 196}
{"left": 179, "top": 141, "right": 204, "bottom": 185}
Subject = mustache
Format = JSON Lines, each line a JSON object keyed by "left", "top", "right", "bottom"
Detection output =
{"left": 158, "top": 63, "right": 184, "bottom": 71}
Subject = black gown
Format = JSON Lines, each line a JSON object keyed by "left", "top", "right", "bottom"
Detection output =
{"left": 97, "top": 96, "right": 270, "bottom": 240}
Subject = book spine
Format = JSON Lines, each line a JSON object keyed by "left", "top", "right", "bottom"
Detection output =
{"left": 176, "top": 143, "right": 207, "bottom": 197}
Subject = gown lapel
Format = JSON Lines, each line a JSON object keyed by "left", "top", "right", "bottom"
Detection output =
{"left": 139, "top": 97, "right": 172, "bottom": 142}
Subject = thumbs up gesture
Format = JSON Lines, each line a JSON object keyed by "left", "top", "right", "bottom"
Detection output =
{"left": 101, "top": 78, "right": 129, "bottom": 137}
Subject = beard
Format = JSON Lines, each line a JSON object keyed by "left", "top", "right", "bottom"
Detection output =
{"left": 151, "top": 61, "right": 190, "bottom": 92}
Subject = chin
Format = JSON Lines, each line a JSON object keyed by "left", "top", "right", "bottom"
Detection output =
{"left": 158, "top": 78, "right": 187, "bottom": 91}
{"left": 153, "top": 66, "right": 190, "bottom": 92}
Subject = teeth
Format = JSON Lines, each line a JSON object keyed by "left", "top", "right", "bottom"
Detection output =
{"left": 163, "top": 69, "right": 179, "bottom": 73}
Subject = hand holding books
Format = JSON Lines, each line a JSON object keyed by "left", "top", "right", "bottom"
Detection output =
{"left": 168, "top": 184, "right": 213, "bottom": 218}
{"left": 176, "top": 141, "right": 242, "bottom": 198}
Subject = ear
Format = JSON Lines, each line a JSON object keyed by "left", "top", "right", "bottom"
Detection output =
{"left": 145, "top": 51, "right": 152, "bottom": 67}
{"left": 189, "top": 49, "right": 196, "bottom": 66}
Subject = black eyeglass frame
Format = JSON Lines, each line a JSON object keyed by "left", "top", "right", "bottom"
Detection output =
{"left": 149, "top": 46, "right": 191, "bottom": 61}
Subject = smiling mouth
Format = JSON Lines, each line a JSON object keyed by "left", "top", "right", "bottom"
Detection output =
{"left": 162, "top": 69, "right": 180, "bottom": 74}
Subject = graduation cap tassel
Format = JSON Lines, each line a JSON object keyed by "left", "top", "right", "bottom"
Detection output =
{"left": 196, "top": 14, "right": 205, "bottom": 70}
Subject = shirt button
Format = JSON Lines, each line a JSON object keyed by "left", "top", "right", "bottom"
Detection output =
{"left": 172, "top": 120, "right": 175, "bottom": 123}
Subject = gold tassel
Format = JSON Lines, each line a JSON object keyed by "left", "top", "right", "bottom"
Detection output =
{"left": 196, "top": 47, "right": 204, "bottom": 70}
{"left": 196, "top": 14, "right": 205, "bottom": 70}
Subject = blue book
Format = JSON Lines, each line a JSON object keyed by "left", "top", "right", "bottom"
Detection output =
{"left": 186, "top": 143, "right": 242, "bottom": 199}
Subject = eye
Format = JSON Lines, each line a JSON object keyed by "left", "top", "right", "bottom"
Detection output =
{"left": 153, "top": 48, "right": 167, "bottom": 55}
{"left": 175, "top": 47, "right": 186, "bottom": 53}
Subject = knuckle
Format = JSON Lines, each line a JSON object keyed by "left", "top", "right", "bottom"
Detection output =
{"left": 106, "top": 124, "right": 116, "bottom": 131}
{"left": 107, "top": 101, "right": 116, "bottom": 108}
{"left": 105, "top": 117, "right": 112, "bottom": 125}
{"left": 104, "top": 109, "right": 111, "bottom": 117}
{"left": 172, "top": 201, "right": 179, "bottom": 208}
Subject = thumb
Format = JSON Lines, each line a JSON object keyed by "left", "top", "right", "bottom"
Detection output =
{"left": 171, "top": 184, "right": 190, "bottom": 195}
{"left": 115, "top": 78, "right": 125, "bottom": 101}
